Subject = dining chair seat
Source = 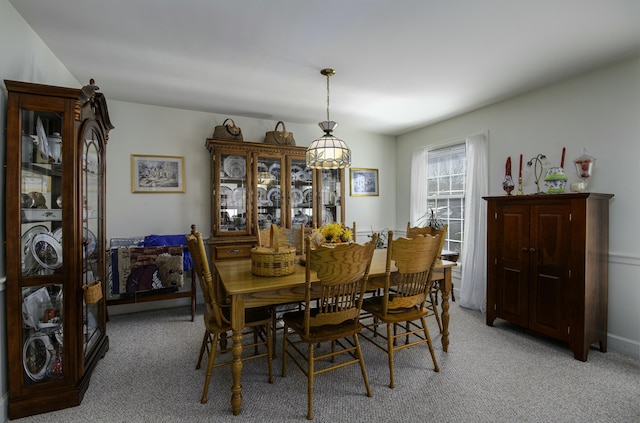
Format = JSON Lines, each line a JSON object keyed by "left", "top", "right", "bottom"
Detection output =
{"left": 283, "top": 310, "right": 363, "bottom": 344}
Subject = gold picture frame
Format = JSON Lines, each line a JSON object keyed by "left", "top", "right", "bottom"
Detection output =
{"left": 131, "top": 154, "right": 185, "bottom": 193}
{"left": 350, "top": 168, "right": 379, "bottom": 196}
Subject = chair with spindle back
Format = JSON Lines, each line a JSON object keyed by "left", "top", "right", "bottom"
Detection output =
{"left": 360, "top": 230, "right": 441, "bottom": 388}
{"left": 282, "top": 234, "right": 378, "bottom": 420}
{"left": 186, "top": 224, "right": 273, "bottom": 404}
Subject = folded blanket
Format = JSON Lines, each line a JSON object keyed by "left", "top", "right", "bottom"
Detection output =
{"left": 140, "top": 234, "right": 194, "bottom": 271}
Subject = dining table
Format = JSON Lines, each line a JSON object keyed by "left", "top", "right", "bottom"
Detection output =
{"left": 214, "top": 248, "right": 457, "bottom": 416}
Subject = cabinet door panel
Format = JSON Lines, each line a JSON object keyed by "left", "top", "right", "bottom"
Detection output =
{"left": 529, "top": 204, "right": 571, "bottom": 340}
{"left": 495, "top": 205, "right": 529, "bottom": 326}
{"left": 216, "top": 151, "right": 251, "bottom": 235}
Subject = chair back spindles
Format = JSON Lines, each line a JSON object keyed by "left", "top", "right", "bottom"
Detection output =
{"left": 283, "top": 234, "right": 377, "bottom": 419}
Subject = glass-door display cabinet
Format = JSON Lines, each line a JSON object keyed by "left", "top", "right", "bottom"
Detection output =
{"left": 5, "top": 80, "right": 113, "bottom": 419}
{"left": 207, "top": 139, "right": 345, "bottom": 264}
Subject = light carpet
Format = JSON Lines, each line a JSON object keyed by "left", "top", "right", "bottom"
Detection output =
{"left": 13, "top": 303, "right": 640, "bottom": 423}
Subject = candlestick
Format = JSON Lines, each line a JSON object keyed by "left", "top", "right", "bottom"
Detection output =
{"left": 519, "top": 154, "right": 523, "bottom": 178}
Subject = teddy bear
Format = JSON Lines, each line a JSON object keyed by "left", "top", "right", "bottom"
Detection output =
{"left": 155, "top": 253, "right": 184, "bottom": 288}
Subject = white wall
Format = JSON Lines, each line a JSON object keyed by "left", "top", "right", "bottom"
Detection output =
{"left": 396, "top": 54, "right": 640, "bottom": 358}
{"left": 105, "top": 101, "right": 395, "bottom": 242}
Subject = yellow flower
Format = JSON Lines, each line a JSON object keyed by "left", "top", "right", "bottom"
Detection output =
{"left": 311, "top": 223, "right": 353, "bottom": 247}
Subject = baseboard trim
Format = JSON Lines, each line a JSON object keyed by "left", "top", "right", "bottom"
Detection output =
{"left": 1, "top": 390, "right": 8, "bottom": 423}
{"left": 607, "top": 333, "right": 640, "bottom": 359}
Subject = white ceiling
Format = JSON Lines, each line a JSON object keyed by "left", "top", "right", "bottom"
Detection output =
{"left": 9, "top": 0, "right": 640, "bottom": 135}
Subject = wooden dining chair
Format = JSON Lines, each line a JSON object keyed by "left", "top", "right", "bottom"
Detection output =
{"left": 281, "top": 234, "right": 378, "bottom": 420}
{"left": 406, "top": 222, "right": 449, "bottom": 332}
{"left": 185, "top": 224, "right": 273, "bottom": 404}
{"left": 257, "top": 222, "right": 305, "bottom": 254}
{"left": 360, "top": 230, "right": 441, "bottom": 388}
{"left": 256, "top": 223, "right": 306, "bottom": 356}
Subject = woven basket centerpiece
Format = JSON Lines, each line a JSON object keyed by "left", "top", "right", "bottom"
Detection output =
{"left": 251, "top": 224, "right": 296, "bottom": 277}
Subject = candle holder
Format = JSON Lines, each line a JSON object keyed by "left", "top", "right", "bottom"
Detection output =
{"left": 527, "top": 154, "right": 548, "bottom": 194}
{"left": 517, "top": 176, "right": 524, "bottom": 195}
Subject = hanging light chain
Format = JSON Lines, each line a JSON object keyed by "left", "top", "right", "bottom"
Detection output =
{"left": 326, "top": 71, "right": 331, "bottom": 122}
{"left": 321, "top": 68, "right": 336, "bottom": 123}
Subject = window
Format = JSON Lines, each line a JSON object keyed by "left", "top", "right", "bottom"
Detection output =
{"left": 425, "top": 143, "right": 466, "bottom": 255}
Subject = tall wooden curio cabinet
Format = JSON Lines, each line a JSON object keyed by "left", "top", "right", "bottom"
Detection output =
{"left": 5, "top": 80, "right": 114, "bottom": 418}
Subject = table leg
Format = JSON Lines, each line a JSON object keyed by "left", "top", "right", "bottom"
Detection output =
{"left": 439, "top": 268, "right": 452, "bottom": 352}
{"left": 230, "top": 295, "right": 245, "bottom": 415}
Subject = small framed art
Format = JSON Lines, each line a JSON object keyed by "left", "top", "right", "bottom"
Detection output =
{"left": 131, "top": 154, "right": 185, "bottom": 193}
{"left": 350, "top": 168, "right": 379, "bottom": 196}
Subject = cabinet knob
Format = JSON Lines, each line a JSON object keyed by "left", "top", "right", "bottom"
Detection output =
{"left": 529, "top": 248, "right": 536, "bottom": 253}
{"left": 522, "top": 247, "right": 528, "bottom": 252}
{"left": 227, "top": 249, "right": 241, "bottom": 254}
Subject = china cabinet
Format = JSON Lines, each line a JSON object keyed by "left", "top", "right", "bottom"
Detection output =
{"left": 206, "top": 139, "right": 345, "bottom": 263}
{"left": 484, "top": 193, "right": 613, "bottom": 361}
{"left": 5, "top": 80, "right": 113, "bottom": 418}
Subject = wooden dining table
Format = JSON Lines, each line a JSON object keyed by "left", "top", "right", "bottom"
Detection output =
{"left": 214, "top": 248, "right": 457, "bottom": 416}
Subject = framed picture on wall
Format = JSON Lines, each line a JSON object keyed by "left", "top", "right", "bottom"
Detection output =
{"left": 350, "top": 168, "right": 379, "bottom": 196}
{"left": 131, "top": 154, "right": 185, "bottom": 193}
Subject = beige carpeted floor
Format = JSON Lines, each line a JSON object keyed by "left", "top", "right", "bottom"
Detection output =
{"left": 12, "top": 302, "right": 640, "bottom": 423}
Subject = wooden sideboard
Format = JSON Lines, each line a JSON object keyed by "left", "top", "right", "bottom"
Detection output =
{"left": 484, "top": 193, "right": 613, "bottom": 361}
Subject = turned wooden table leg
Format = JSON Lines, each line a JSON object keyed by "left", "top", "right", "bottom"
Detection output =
{"left": 230, "top": 295, "right": 245, "bottom": 415}
{"left": 440, "top": 268, "right": 452, "bottom": 352}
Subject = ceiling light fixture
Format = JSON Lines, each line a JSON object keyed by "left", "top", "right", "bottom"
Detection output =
{"left": 306, "top": 68, "right": 351, "bottom": 169}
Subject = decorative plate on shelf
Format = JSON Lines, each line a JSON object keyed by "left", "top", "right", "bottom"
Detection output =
{"left": 267, "top": 187, "right": 281, "bottom": 204}
{"left": 52, "top": 227, "right": 63, "bottom": 243}
{"left": 303, "top": 188, "right": 313, "bottom": 205}
{"left": 269, "top": 163, "right": 281, "bottom": 180}
{"left": 291, "top": 188, "right": 304, "bottom": 206}
{"left": 257, "top": 162, "right": 269, "bottom": 173}
{"left": 223, "top": 156, "right": 246, "bottom": 178}
{"left": 293, "top": 212, "right": 310, "bottom": 225}
{"left": 83, "top": 228, "right": 97, "bottom": 258}
{"left": 31, "top": 233, "right": 63, "bottom": 270}
{"left": 23, "top": 332, "right": 53, "bottom": 382}
{"left": 220, "top": 186, "right": 232, "bottom": 206}
{"left": 257, "top": 187, "right": 270, "bottom": 206}
{"left": 22, "top": 286, "right": 51, "bottom": 329}
{"left": 291, "top": 165, "right": 303, "bottom": 181}
{"left": 302, "top": 169, "right": 313, "bottom": 182}
{"left": 21, "top": 225, "right": 49, "bottom": 272}
{"left": 322, "top": 208, "right": 334, "bottom": 225}
{"left": 232, "top": 187, "right": 246, "bottom": 205}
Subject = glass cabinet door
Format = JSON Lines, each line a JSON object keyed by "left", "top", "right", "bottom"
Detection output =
{"left": 255, "top": 154, "right": 284, "bottom": 230}
{"left": 19, "top": 108, "right": 65, "bottom": 384}
{"left": 82, "top": 126, "right": 104, "bottom": 356}
{"left": 319, "top": 169, "right": 344, "bottom": 225}
{"left": 218, "top": 152, "right": 250, "bottom": 234}
{"left": 289, "top": 157, "right": 314, "bottom": 228}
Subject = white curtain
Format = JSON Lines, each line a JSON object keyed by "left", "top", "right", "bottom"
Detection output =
{"left": 409, "top": 147, "right": 428, "bottom": 227}
{"left": 459, "top": 133, "right": 489, "bottom": 312}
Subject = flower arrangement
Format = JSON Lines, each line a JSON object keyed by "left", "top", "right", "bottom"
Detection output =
{"left": 311, "top": 222, "right": 353, "bottom": 248}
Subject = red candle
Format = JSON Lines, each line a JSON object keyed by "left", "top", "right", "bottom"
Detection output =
{"left": 561, "top": 147, "right": 566, "bottom": 168}
{"left": 519, "top": 154, "right": 523, "bottom": 178}
{"left": 506, "top": 156, "right": 511, "bottom": 176}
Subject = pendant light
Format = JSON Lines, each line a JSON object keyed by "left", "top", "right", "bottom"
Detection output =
{"left": 306, "top": 68, "right": 351, "bottom": 169}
